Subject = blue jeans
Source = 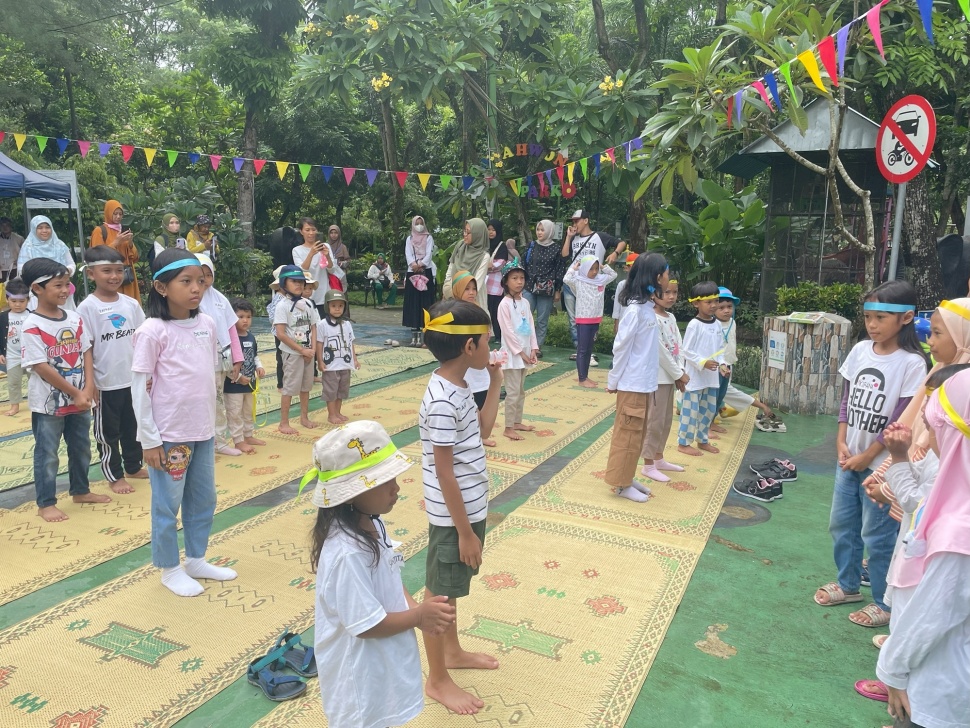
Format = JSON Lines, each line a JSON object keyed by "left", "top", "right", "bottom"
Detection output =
{"left": 150, "top": 439, "right": 217, "bottom": 568}
{"left": 829, "top": 465, "right": 899, "bottom": 611}
{"left": 523, "top": 290, "right": 555, "bottom": 349}
{"left": 560, "top": 285, "right": 579, "bottom": 347}
{"left": 32, "top": 411, "right": 92, "bottom": 508}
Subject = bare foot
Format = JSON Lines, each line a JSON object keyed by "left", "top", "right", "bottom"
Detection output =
{"left": 503, "top": 428, "right": 525, "bottom": 441}
{"left": 236, "top": 443, "right": 257, "bottom": 454}
{"left": 73, "top": 493, "right": 111, "bottom": 504}
{"left": 445, "top": 649, "right": 500, "bottom": 670}
{"left": 710, "top": 423, "right": 727, "bottom": 433}
{"left": 278, "top": 423, "right": 299, "bottom": 435}
{"left": 38, "top": 505, "right": 69, "bottom": 522}
{"left": 336, "top": 414, "right": 350, "bottom": 423}
{"left": 327, "top": 416, "right": 344, "bottom": 425}
{"left": 513, "top": 424, "right": 535, "bottom": 432}
{"left": 313, "top": 376, "right": 322, "bottom": 384}
{"left": 5, "top": 406, "right": 19, "bottom": 416}
{"left": 129, "top": 468, "right": 149, "bottom": 479}
{"left": 698, "top": 442, "right": 720, "bottom": 453}
{"left": 425, "top": 678, "right": 484, "bottom": 715}
{"left": 244, "top": 436, "right": 266, "bottom": 446}
{"left": 482, "top": 438, "right": 497, "bottom": 447}
{"left": 109, "top": 479, "right": 134, "bottom": 494}
{"left": 301, "top": 418, "right": 318, "bottom": 429}
{"left": 708, "top": 433, "right": 720, "bottom": 440}
{"left": 578, "top": 379, "right": 598, "bottom": 388}
{"left": 678, "top": 444, "right": 703, "bottom": 457}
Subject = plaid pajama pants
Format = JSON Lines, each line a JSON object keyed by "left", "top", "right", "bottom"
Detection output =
{"left": 677, "top": 386, "right": 719, "bottom": 446}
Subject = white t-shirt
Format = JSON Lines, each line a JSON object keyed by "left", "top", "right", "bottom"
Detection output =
{"left": 131, "top": 314, "right": 219, "bottom": 443}
{"left": 719, "top": 319, "right": 737, "bottom": 366}
{"left": 292, "top": 243, "right": 337, "bottom": 305}
{"left": 314, "top": 526, "right": 423, "bottom": 728}
{"left": 418, "top": 372, "right": 488, "bottom": 527}
{"left": 681, "top": 317, "right": 724, "bottom": 391}
{"left": 656, "top": 312, "right": 685, "bottom": 385}
{"left": 612, "top": 280, "right": 628, "bottom": 322}
{"left": 273, "top": 297, "right": 318, "bottom": 356}
{"left": 22, "top": 309, "right": 90, "bottom": 416}
{"left": 464, "top": 366, "right": 490, "bottom": 393}
{"left": 4, "top": 309, "right": 29, "bottom": 366}
{"left": 199, "top": 286, "right": 238, "bottom": 353}
{"left": 607, "top": 301, "right": 658, "bottom": 393}
{"left": 77, "top": 293, "right": 145, "bottom": 391}
{"left": 568, "top": 231, "right": 616, "bottom": 264}
{"left": 838, "top": 341, "right": 926, "bottom": 458}
{"left": 317, "top": 318, "right": 355, "bottom": 371}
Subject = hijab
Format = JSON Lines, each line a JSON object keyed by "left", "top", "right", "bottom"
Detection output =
{"left": 375, "top": 252, "right": 388, "bottom": 271}
{"left": 488, "top": 219, "right": 508, "bottom": 262}
{"left": 890, "top": 369, "right": 970, "bottom": 589}
{"left": 535, "top": 219, "right": 555, "bottom": 246}
{"left": 573, "top": 254, "right": 611, "bottom": 287}
{"left": 409, "top": 216, "right": 430, "bottom": 260}
{"left": 450, "top": 218, "right": 489, "bottom": 272}
{"left": 19, "top": 215, "right": 72, "bottom": 267}
{"left": 328, "top": 225, "right": 349, "bottom": 259}
{"left": 104, "top": 200, "right": 123, "bottom": 232}
{"left": 452, "top": 270, "right": 474, "bottom": 301}
{"left": 158, "top": 213, "right": 180, "bottom": 247}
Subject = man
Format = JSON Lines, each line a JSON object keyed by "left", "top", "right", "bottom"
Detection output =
{"left": 559, "top": 209, "right": 628, "bottom": 364}
{"left": 0, "top": 217, "right": 23, "bottom": 283}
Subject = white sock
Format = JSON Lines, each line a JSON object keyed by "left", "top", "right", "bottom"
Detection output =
{"left": 617, "top": 486, "right": 649, "bottom": 503}
{"left": 161, "top": 566, "right": 204, "bottom": 597}
{"left": 641, "top": 466, "right": 670, "bottom": 482}
{"left": 184, "top": 557, "right": 238, "bottom": 581}
{"left": 656, "top": 459, "right": 685, "bottom": 472}
{"left": 629, "top": 479, "right": 653, "bottom": 495}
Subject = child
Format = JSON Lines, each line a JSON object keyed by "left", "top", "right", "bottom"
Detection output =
{"left": 563, "top": 255, "right": 617, "bottom": 388}
{"left": 77, "top": 246, "right": 147, "bottom": 494}
{"left": 20, "top": 258, "right": 111, "bottom": 522}
{"left": 224, "top": 299, "right": 266, "bottom": 454}
{"left": 814, "top": 280, "right": 928, "bottom": 630}
{"left": 307, "top": 420, "right": 454, "bottom": 726}
{"left": 268, "top": 267, "right": 319, "bottom": 390}
{"left": 677, "top": 281, "right": 726, "bottom": 456}
{"left": 604, "top": 254, "right": 667, "bottom": 502}
{"left": 273, "top": 265, "right": 319, "bottom": 434}
{"left": 497, "top": 259, "right": 538, "bottom": 441}
{"left": 641, "top": 276, "right": 690, "bottom": 482}
{"left": 132, "top": 248, "right": 238, "bottom": 597}
{"left": 419, "top": 299, "right": 502, "bottom": 715}
{"left": 316, "top": 289, "right": 358, "bottom": 424}
{"left": 0, "top": 277, "right": 29, "bottom": 416}
{"left": 611, "top": 252, "right": 640, "bottom": 333}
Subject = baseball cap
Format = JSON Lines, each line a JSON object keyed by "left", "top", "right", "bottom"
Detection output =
{"left": 571, "top": 209, "right": 590, "bottom": 221}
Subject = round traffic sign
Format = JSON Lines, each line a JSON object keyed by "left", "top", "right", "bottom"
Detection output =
{"left": 876, "top": 95, "right": 936, "bottom": 184}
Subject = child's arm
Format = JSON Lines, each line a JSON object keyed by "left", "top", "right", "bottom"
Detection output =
{"left": 30, "top": 362, "right": 92, "bottom": 409}
{"left": 352, "top": 341, "right": 359, "bottom": 370}
{"left": 601, "top": 263, "right": 617, "bottom": 284}
{"left": 274, "top": 323, "right": 306, "bottom": 359}
{"left": 228, "top": 325, "right": 243, "bottom": 380}
{"left": 497, "top": 301, "right": 524, "bottom": 358}
{"left": 479, "top": 362, "right": 503, "bottom": 436}
{"left": 131, "top": 370, "right": 164, "bottom": 467}
{"left": 309, "top": 318, "right": 318, "bottom": 361}
{"left": 433, "top": 445, "right": 482, "bottom": 568}
{"left": 358, "top": 589, "right": 454, "bottom": 639}
{"left": 680, "top": 321, "right": 716, "bottom": 372}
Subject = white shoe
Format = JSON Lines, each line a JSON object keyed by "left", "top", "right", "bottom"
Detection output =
{"left": 589, "top": 355, "right": 599, "bottom": 367}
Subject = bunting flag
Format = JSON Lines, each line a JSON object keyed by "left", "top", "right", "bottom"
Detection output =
{"left": 604, "top": 147, "right": 616, "bottom": 165}
{"left": 276, "top": 161, "right": 289, "bottom": 179}
{"left": 537, "top": 172, "right": 547, "bottom": 197}
{"left": 544, "top": 169, "right": 553, "bottom": 188}
{"left": 0, "top": 132, "right": 4, "bottom": 145}
{"left": 726, "top": 95, "right": 734, "bottom": 128}
{"left": 916, "top": 0, "right": 934, "bottom": 42}
{"left": 144, "top": 148, "right": 157, "bottom": 167}
{"left": 321, "top": 165, "right": 333, "bottom": 183}
{"left": 365, "top": 169, "right": 379, "bottom": 186}
{"left": 734, "top": 90, "right": 744, "bottom": 124}
{"left": 395, "top": 171, "right": 408, "bottom": 189}
{"left": 166, "top": 150, "right": 178, "bottom": 167}
{"left": 764, "top": 73, "right": 782, "bottom": 110}
{"left": 867, "top": 1, "right": 887, "bottom": 59}
{"left": 120, "top": 144, "right": 134, "bottom": 162}
{"left": 594, "top": 154, "right": 601, "bottom": 177}
{"left": 210, "top": 154, "right": 221, "bottom": 171}
{"left": 567, "top": 162, "right": 575, "bottom": 184}
{"left": 99, "top": 142, "right": 112, "bottom": 157}
{"left": 509, "top": 179, "right": 519, "bottom": 196}
{"left": 188, "top": 152, "right": 200, "bottom": 165}
{"left": 77, "top": 140, "right": 90, "bottom": 157}
{"left": 556, "top": 166, "right": 565, "bottom": 185}
{"left": 624, "top": 142, "right": 632, "bottom": 162}
{"left": 751, "top": 80, "right": 772, "bottom": 108}
{"left": 299, "top": 163, "right": 311, "bottom": 181}
{"left": 797, "top": 50, "right": 826, "bottom": 92}
{"left": 253, "top": 159, "right": 266, "bottom": 176}
{"left": 343, "top": 167, "right": 357, "bottom": 185}
{"left": 233, "top": 157, "right": 245, "bottom": 173}
{"left": 836, "top": 24, "right": 851, "bottom": 76}
{"left": 56, "top": 138, "right": 69, "bottom": 155}
{"left": 631, "top": 138, "right": 643, "bottom": 152}
{"left": 440, "top": 174, "right": 452, "bottom": 190}
{"left": 462, "top": 175, "right": 474, "bottom": 191}
{"left": 36, "top": 136, "right": 49, "bottom": 153}
{"left": 13, "top": 133, "right": 25, "bottom": 150}
{"left": 417, "top": 172, "right": 430, "bottom": 190}
{"left": 817, "top": 36, "right": 839, "bottom": 86}
{"left": 779, "top": 62, "right": 797, "bottom": 100}
{"left": 579, "top": 158, "right": 588, "bottom": 180}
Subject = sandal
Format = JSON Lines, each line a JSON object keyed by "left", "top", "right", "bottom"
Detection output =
{"left": 854, "top": 679, "right": 888, "bottom": 702}
{"left": 247, "top": 651, "right": 306, "bottom": 702}
{"left": 275, "top": 632, "right": 317, "bottom": 677}
{"left": 873, "top": 634, "right": 887, "bottom": 649}
{"left": 849, "top": 603, "right": 891, "bottom": 628}
{"left": 814, "top": 582, "right": 863, "bottom": 606}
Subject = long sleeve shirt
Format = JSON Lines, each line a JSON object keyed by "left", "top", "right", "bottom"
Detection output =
{"left": 497, "top": 296, "right": 537, "bottom": 369}
{"left": 607, "top": 301, "right": 658, "bottom": 393}
{"left": 656, "top": 312, "right": 685, "bottom": 385}
{"left": 681, "top": 316, "right": 724, "bottom": 391}
{"left": 562, "top": 265, "right": 617, "bottom": 323}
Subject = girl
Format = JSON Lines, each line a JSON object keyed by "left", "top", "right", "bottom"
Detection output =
{"left": 292, "top": 217, "right": 342, "bottom": 317}
{"left": 497, "top": 260, "right": 538, "bottom": 441}
{"left": 453, "top": 271, "right": 501, "bottom": 447}
{"left": 604, "top": 254, "right": 666, "bottom": 502}
{"left": 522, "top": 219, "right": 563, "bottom": 355}
{"left": 367, "top": 253, "right": 396, "bottom": 309}
{"left": 17, "top": 215, "right": 77, "bottom": 311}
{"left": 402, "top": 215, "right": 436, "bottom": 347}
{"left": 90, "top": 200, "right": 140, "bottom": 301}
{"left": 563, "top": 255, "right": 617, "bottom": 388}
{"left": 309, "top": 421, "right": 454, "bottom": 728}
{"left": 131, "top": 248, "right": 238, "bottom": 597}
{"left": 151, "top": 213, "right": 186, "bottom": 265}
{"left": 642, "top": 275, "right": 689, "bottom": 482}
{"left": 485, "top": 219, "right": 508, "bottom": 342}
{"left": 443, "top": 218, "right": 489, "bottom": 311}
{"left": 815, "top": 281, "right": 929, "bottom": 630}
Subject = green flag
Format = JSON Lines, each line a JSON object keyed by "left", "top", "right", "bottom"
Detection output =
{"left": 166, "top": 150, "right": 179, "bottom": 167}
{"left": 36, "top": 136, "right": 49, "bottom": 153}
{"left": 440, "top": 175, "right": 452, "bottom": 190}
{"left": 299, "top": 163, "right": 312, "bottom": 181}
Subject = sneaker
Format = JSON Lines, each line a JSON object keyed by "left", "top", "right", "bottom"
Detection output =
{"left": 861, "top": 559, "right": 870, "bottom": 587}
{"left": 768, "top": 414, "right": 787, "bottom": 432}
{"left": 590, "top": 354, "right": 599, "bottom": 367}
{"left": 749, "top": 458, "right": 798, "bottom": 482}
{"left": 569, "top": 353, "right": 578, "bottom": 361}
{"left": 732, "top": 477, "right": 782, "bottom": 502}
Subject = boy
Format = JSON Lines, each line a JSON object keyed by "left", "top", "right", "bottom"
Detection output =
{"left": 419, "top": 299, "right": 502, "bottom": 715}
{"left": 316, "top": 289, "right": 358, "bottom": 425}
{"left": 77, "top": 247, "right": 147, "bottom": 494}
{"left": 20, "top": 258, "right": 111, "bottom": 522}
{"left": 273, "top": 265, "right": 318, "bottom": 434}
{"left": 224, "top": 298, "right": 266, "bottom": 454}
{"left": 677, "top": 281, "right": 725, "bottom": 457}
{"left": 0, "top": 278, "right": 30, "bottom": 415}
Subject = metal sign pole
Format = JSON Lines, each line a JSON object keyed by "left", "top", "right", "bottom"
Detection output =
{"left": 888, "top": 181, "right": 907, "bottom": 280}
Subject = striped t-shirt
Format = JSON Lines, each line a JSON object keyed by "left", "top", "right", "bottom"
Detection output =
{"left": 418, "top": 371, "right": 489, "bottom": 527}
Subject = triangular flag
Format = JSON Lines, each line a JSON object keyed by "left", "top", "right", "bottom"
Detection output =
{"left": 120, "top": 144, "right": 134, "bottom": 162}
{"left": 0, "top": 132, "right": 5, "bottom": 145}
{"left": 276, "top": 161, "right": 289, "bottom": 179}
{"left": 726, "top": 95, "right": 734, "bottom": 128}
{"left": 764, "top": 73, "right": 782, "bottom": 111}
{"left": 624, "top": 142, "right": 632, "bottom": 163}
{"left": 462, "top": 176, "right": 474, "bottom": 191}
{"left": 13, "top": 133, "right": 26, "bottom": 150}
{"left": 395, "top": 171, "right": 408, "bottom": 189}
{"left": 797, "top": 50, "right": 827, "bottom": 93}
{"left": 56, "top": 138, "right": 69, "bottom": 155}
{"left": 818, "top": 36, "right": 839, "bottom": 86}
{"left": 605, "top": 147, "right": 615, "bottom": 164}
{"left": 253, "top": 159, "right": 266, "bottom": 175}
{"left": 751, "top": 80, "right": 772, "bottom": 108}
{"left": 594, "top": 154, "right": 601, "bottom": 177}
{"left": 556, "top": 166, "right": 565, "bottom": 185}
{"left": 836, "top": 24, "right": 851, "bottom": 77}
{"left": 210, "top": 154, "right": 222, "bottom": 171}
{"left": 916, "top": 0, "right": 934, "bottom": 43}
{"left": 36, "top": 136, "right": 49, "bottom": 153}
{"left": 579, "top": 158, "right": 588, "bottom": 180}
{"left": 537, "top": 173, "right": 548, "bottom": 196}
{"left": 631, "top": 138, "right": 643, "bottom": 151}
{"left": 78, "top": 140, "right": 91, "bottom": 157}
{"left": 321, "top": 165, "right": 333, "bottom": 182}
{"left": 543, "top": 169, "right": 552, "bottom": 186}
{"left": 779, "top": 62, "right": 797, "bottom": 100}
{"left": 365, "top": 169, "right": 379, "bottom": 186}
{"left": 166, "top": 150, "right": 178, "bottom": 167}
{"left": 958, "top": 0, "right": 970, "bottom": 22}
{"left": 735, "top": 90, "right": 744, "bottom": 125}
{"left": 343, "top": 168, "right": 357, "bottom": 185}
{"left": 440, "top": 175, "right": 452, "bottom": 190}
{"left": 299, "top": 163, "right": 311, "bottom": 181}
{"left": 567, "top": 162, "right": 575, "bottom": 184}
{"left": 99, "top": 142, "right": 112, "bottom": 157}
{"left": 144, "top": 148, "right": 157, "bottom": 166}
{"left": 188, "top": 152, "right": 201, "bottom": 165}
{"left": 867, "top": 1, "right": 887, "bottom": 59}
{"left": 233, "top": 157, "right": 245, "bottom": 173}
{"left": 417, "top": 173, "right": 430, "bottom": 190}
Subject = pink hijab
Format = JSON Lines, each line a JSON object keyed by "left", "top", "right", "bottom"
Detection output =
{"left": 409, "top": 216, "right": 430, "bottom": 260}
{"left": 890, "top": 368, "right": 970, "bottom": 589}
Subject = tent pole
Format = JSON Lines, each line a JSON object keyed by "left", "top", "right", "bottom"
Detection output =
{"left": 73, "top": 199, "right": 88, "bottom": 296}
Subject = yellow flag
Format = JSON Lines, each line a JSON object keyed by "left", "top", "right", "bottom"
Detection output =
{"left": 797, "top": 50, "right": 827, "bottom": 93}
{"left": 567, "top": 162, "right": 575, "bottom": 184}
{"left": 14, "top": 133, "right": 26, "bottom": 150}
{"left": 276, "top": 161, "right": 290, "bottom": 179}
{"left": 144, "top": 148, "right": 157, "bottom": 167}
{"left": 417, "top": 173, "right": 431, "bottom": 190}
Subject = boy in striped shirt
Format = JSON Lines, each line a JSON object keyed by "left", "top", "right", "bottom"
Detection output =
{"left": 418, "top": 299, "right": 502, "bottom": 715}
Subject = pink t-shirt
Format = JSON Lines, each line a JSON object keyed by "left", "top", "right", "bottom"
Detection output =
{"left": 131, "top": 314, "right": 219, "bottom": 442}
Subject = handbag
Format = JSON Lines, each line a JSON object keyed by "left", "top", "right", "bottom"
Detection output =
{"left": 410, "top": 274, "right": 429, "bottom": 292}
{"left": 328, "top": 273, "right": 344, "bottom": 292}
{"left": 533, "top": 278, "right": 555, "bottom": 297}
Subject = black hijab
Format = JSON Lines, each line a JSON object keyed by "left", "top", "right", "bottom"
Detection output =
{"left": 488, "top": 219, "right": 508, "bottom": 262}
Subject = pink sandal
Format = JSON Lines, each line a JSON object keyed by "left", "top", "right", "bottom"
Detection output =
{"left": 854, "top": 679, "right": 888, "bottom": 702}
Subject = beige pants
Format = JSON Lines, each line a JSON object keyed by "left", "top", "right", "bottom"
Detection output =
{"left": 504, "top": 368, "right": 527, "bottom": 428}
{"left": 6, "top": 363, "right": 24, "bottom": 405}
{"left": 224, "top": 391, "right": 255, "bottom": 443}
{"left": 604, "top": 390, "right": 651, "bottom": 488}
{"left": 642, "top": 382, "right": 675, "bottom": 458}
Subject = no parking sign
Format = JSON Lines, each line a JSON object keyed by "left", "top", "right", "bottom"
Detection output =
{"left": 876, "top": 95, "right": 936, "bottom": 184}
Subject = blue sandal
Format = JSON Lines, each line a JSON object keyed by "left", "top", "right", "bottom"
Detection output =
{"left": 275, "top": 632, "right": 318, "bottom": 678}
{"left": 247, "top": 649, "right": 306, "bottom": 702}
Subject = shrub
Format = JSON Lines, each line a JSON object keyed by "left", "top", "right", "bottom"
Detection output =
{"left": 543, "top": 310, "right": 617, "bottom": 355}
{"left": 733, "top": 345, "right": 762, "bottom": 390}
{"left": 775, "top": 281, "right": 863, "bottom": 330}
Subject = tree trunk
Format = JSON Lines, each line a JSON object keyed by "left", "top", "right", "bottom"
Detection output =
{"left": 715, "top": 0, "right": 728, "bottom": 25}
{"left": 903, "top": 172, "right": 944, "bottom": 310}
{"left": 237, "top": 106, "right": 257, "bottom": 248}
{"left": 630, "top": 0, "right": 650, "bottom": 74}
{"left": 379, "top": 96, "right": 404, "bottom": 245}
{"left": 590, "top": 0, "right": 618, "bottom": 75}
{"left": 65, "top": 70, "right": 79, "bottom": 140}
{"left": 627, "top": 191, "right": 648, "bottom": 251}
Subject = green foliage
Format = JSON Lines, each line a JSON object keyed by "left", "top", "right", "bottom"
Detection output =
{"left": 774, "top": 281, "right": 863, "bottom": 329}
{"left": 216, "top": 243, "right": 274, "bottom": 297}
{"left": 543, "top": 312, "right": 616, "bottom": 355}
{"left": 732, "top": 345, "right": 763, "bottom": 390}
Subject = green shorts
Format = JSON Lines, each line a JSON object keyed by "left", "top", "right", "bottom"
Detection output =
{"left": 425, "top": 520, "right": 487, "bottom": 599}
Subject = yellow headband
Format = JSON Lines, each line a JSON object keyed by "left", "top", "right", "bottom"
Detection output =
{"left": 688, "top": 294, "right": 719, "bottom": 302}
{"left": 938, "top": 383, "right": 970, "bottom": 439}
{"left": 668, "top": 279, "right": 678, "bottom": 285}
{"left": 423, "top": 310, "right": 491, "bottom": 335}
{"left": 939, "top": 299, "right": 970, "bottom": 323}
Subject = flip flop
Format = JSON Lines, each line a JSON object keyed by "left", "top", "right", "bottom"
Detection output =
{"left": 814, "top": 582, "right": 864, "bottom": 606}
{"left": 275, "top": 632, "right": 317, "bottom": 677}
{"left": 854, "top": 679, "right": 889, "bottom": 702}
{"left": 873, "top": 634, "right": 887, "bottom": 649}
{"left": 247, "top": 650, "right": 306, "bottom": 701}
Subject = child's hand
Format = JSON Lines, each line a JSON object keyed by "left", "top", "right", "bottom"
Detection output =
{"left": 301, "top": 348, "right": 314, "bottom": 360}
{"left": 0, "top": 355, "right": 5, "bottom": 366}
{"left": 231, "top": 362, "right": 242, "bottom": 380}
{"left": 719, "top": 364, "right": 731, "bottom": 377}
{"left": 416, "top": 595, "right": 455, "bottom": 635}
{"left": 883, "top": 422, "right": 912, "bottom": 459}
{"left": 704, "top": 360, "right": 718, "bottom": 371}
{"left": 354, "top": 359, "right": 361, "bottom": 370}
{"left": 837, "top": 442, "right": 851, "bottom": 467}
{"left": 256, "top": 367, "right": 265, "bottom": 378}
{"left": 144, "top": 446, "right": 165, "bottom": 470}
{"left": 458, "top": 530, "right": 483, "bottom": 569}
{"left": 864, "top": 478, "right": 892, "bottom": 505}
{"left": 842, "top": 453, "right": 873, "bottom": 472}
{"left": 74, "top": 391, "right": 93, "bottom": 410}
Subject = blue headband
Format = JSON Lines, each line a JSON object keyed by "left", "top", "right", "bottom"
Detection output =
{"left": 864, "top": 302, "right": 916, "bottom": 313}
{"left": 153, "top": 258, "right": 202, "bottom": 280}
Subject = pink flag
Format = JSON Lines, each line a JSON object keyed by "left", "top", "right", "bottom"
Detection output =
{"left": 395, "top": 171, "right": 408, "bottom": 188}
{"left": 818, "top": 36, "right": 839, "bottom": 86}
{"left": 343, "top": 168, "right": 357, "bottom": 185}
{"left": 209, "top": 155, "right": 222, "bottom": 171}
{"left": 120, "top": 145, "right": 134, "bottom": 163}
{"left": 253, "top": 159, "right": 266, "bottom": 175}
{"left": 604, "top": 148, "right": 615, "bottom": 164}
{"left": 867, "top": 0, "right": 888, "bottom": 59}
{"left": 77, "top": 140, "right": 91, "bottom": 157}
{"left": 751, "top": 80, "right": 773, "bottom": 108}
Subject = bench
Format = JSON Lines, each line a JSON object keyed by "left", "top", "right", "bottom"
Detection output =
{"left": 363, "top": 280, "right": 405, "bottom": 307}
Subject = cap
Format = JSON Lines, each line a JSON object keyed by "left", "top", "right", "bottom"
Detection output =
{"left": 570, "top": 209, "right": 590, "bottom": 221}
{"left": 325, "top": 288, "right": 347, "bottom": 304}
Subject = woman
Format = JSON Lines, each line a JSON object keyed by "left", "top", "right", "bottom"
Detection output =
{"left": 522, "top": 218, "right": 563, "bottom": 356}
{"left": 327, "top": 225, "right": 351, "bottom": 275}
{"left": 485, "top": 218, "right": 509, "bottom": 341}
{"left": 402, "top": 215, "right": 435, "bottom": 347}
{"left": 185, "top": 214, "right": 219, "bottom": 259}
{"left": 367, "top": 253, "right": 396, "bottom": 309}
{"left": 443, "top": 218, "right": 490, "bottom": 311}
{"left": 90, "top": 199, "right": 140, "bottom": 301}
{"left": 18, "top": 215, "right": 77, "bottom": 310}
{"left": 292, "top": 217, "right": 342, "bottom": 317}
{"left": 150, "top": 214, "right": 186, "bottom": 265}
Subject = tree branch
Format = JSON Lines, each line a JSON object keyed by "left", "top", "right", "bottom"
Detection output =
{"left": 590, "top": 0, "right": 619, "bottom": 76}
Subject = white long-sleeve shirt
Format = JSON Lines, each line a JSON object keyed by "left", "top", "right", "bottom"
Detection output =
{"left": 884, "top": 453, "right": 939, "bottom": 606}
{"left": 562, "top": 264, "right": 617, "bottom": 323}
{"left": 681, "top": 316, "right": 725, "bottom": 391}
{"left": 607, "top": 301, "right": 658, "bottom": 393}
{"left": 656, "top": 312, "right": 685, "bottom": 385}
{"left": 404, "top": 235, "right": 433, "bottom": 269}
